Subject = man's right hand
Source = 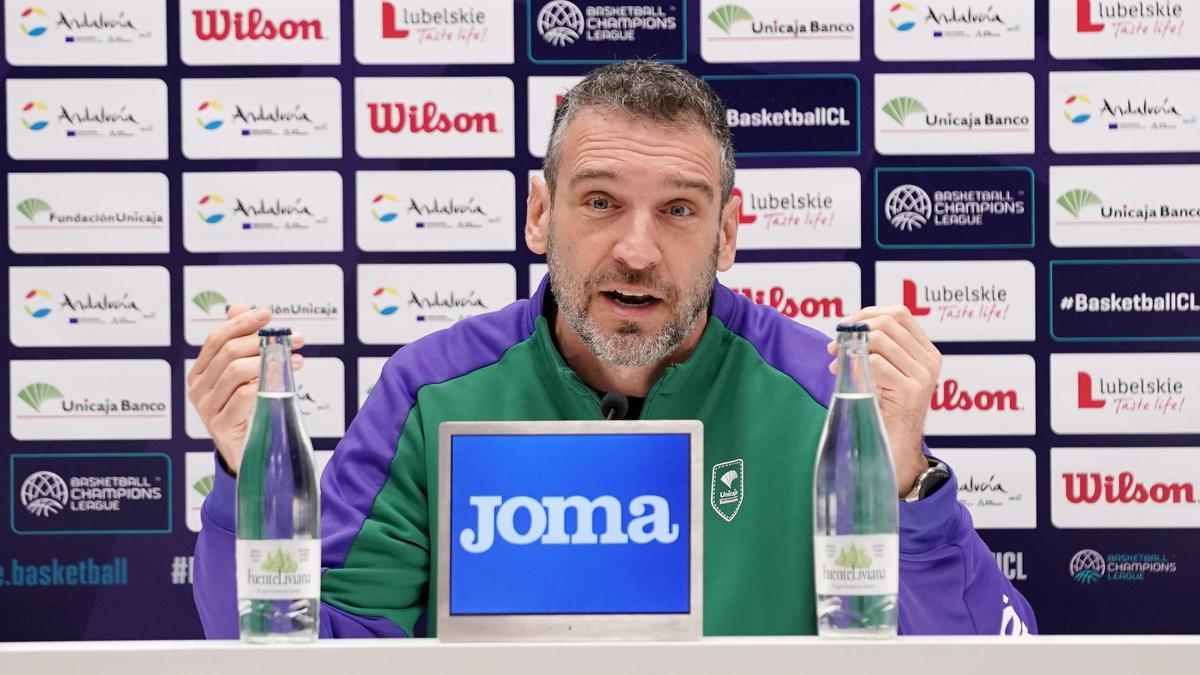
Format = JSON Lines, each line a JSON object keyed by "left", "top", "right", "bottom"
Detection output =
{"left": 186, "top": 304, "right": 305, "bottom": 475}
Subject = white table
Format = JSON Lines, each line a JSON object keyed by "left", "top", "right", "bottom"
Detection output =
{"left": 2, "top": 636, "right": 1198, "bottom": 675}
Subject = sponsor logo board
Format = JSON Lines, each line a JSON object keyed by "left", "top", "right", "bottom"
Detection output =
{"left": 875, "top": 167, "right": 1034, "bottom": 249}
{"left": 1050, "top": 0, "right": 1200, "bottom": 59}
{"left": 358, "top": 264, "right": 516, "bottom": 344}
{"left": 528, "top": 0, "right": 686, "bottom": 63}
{"left": 6, "top": 78, "right": 167, "bottom": 159}
{"left": 926, "top": 356, "right": 1035, "bottom": 436}
{"left": 1049, "top": 164, "right": 1200, "bottom": 247}
{"left": 11, "top": 360, "right": 170, "bottom": 440}
{"left": 530, "top": 263, "right": 549, "bottom": 298}
{"left": 355, "top": 0, "right": 513, "bottom": 64}
{"left": 357, "top": 357, "right": 389, "bottom": 408}
{"left": 185, "top": 357, "right": 345, "bottom": 439}
{"left": 355, "top": 77, "right": 515, "bottom": 158}
{"left": 356, "top": 171, "right": 515, "bottom": 252}
{"left": 186, "top": 450, "right": 334, "bottom": 533}
{"left": 10, "top": 453, "right": 171, "bottom": 534}
{"left": 1050, "top": 260, "right": 1200, "bottom": 342}
{"left": 700, "top": 0, "right": 859, "bottom": 63}
{"left": 527, "top": 75, "right": 584, "bottom": 158}
{"left": 180, "top": 77, "right": 342, "bottom": 159}
{"left": 717, "top": 261, "right": 862, "bottom": 337}
{"left": 181, "top": 0, "right": 340, "bottom": 65}
{"left": 875, "top": 72, "right": 1035, "bottom": 155}
{"left": 874, "top": 0, "right": 1033, "bottom": 61}
{"left": 876, "top": 260, "right": 1035, "bottom": 342}
{"left": 935, "top": 448, "right": 1036, "bottom": 529}
{"left": 705, "top": 74, "right": 860, "bottom": 155}
{"left": 733, "top": 168, "right": 861, "bottom": 250}
{"left": 4, "top": 0, "right": 166, "bottom": 65}
{"left": 1052, "top": 447, "right": 1200, "bottom": 528}
{"left": 7, "top": 172, "right": 168, "bottom": 254}
{"left": 1049, "top": 70, "right": 1200, "bottom": 154}
{"left": 1051, "top": 353, "right": 1200, "bottom": 434}
{"left": 182, "top": 171, "right": 342, "bottom": 253}
{"left": 183, "top": 264, "right": 345, "bottom": 345}
{"left": 9, "top": 265, "right": 170, "bottom": 347}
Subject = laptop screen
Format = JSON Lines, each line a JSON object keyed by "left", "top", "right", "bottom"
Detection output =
{"left": 448, "top": 431, "right": 692, "bottom": 616}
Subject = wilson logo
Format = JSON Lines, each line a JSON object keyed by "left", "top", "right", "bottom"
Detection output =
{"left": 733, "top": 287, "right": 845, "bottom": 319}
{"left": 192, "top": 8, "right": 325, "bottom": 41}
{"left": 366, "top": 102, "right": 499, "bottom": 134}
{"left": 931, "top": 379, "right": 1021, "bottom": 411}
{"left": 1062, "top": 471, "right": 1197, "bottom": 504}
{"left": 459, "top": 495, "right": 679, "bottom": 554}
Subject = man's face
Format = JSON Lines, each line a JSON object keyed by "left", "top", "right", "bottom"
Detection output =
{"left": 533, "top": 108, "right": 738, "bottom": 367}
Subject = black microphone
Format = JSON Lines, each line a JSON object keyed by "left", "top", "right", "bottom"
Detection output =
{"left": 600, "top": 392, "right": 629, "bottom": 421}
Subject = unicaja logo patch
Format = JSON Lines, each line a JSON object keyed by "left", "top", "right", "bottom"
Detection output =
{"left": 1064, "top": 94, "right": 1093, "bottom": 124}
{"left": 24, "top": 288, "right": 53, "bottom": 318}
{"left": 1070, "top": 549, "right": 1106, "bottom": 584}
{"left": 192, "top": 290, "right": 229, "bottom": 315}
{"left": 1057, "top": 188, "right": 1102, "bottom": 218}
{"left": 197, "top": 194, "right": 226, "bottom": 224}
{"left": 538, "top": 0, "right": 584, "bottom": 46}
{"left": 371, "top": 286, "right": 401, "bottom": 315}
{"left": 881, "top": 96, "right": 927, "bottom": 126}
{"left": 16, "top": 198, "right": 51, "bottom": 223}
{"left": 885, "top": 184, "right": 932, "bottom": 231}
{"left": 708, "top": 4, "right": 753, "bottom": 34}
{"left": 193, "top": 474, "right": 214, "bottom": 497}
{"left": 371, "top": 193, "right": 399, "bottom": 222}
{"left": 21, "top": 471, "right": 68, "bottom": 517}
{"left": 889, "top": 2, "right": 920, "bottom": 31}
{"left": 17, "top": 382, "right": 64, "bottom": 413}
{"left": 19, "top": 6, "right": 47, "bottom": 36}
{"left": 196, "top": 100, "right": 225, "bottom": 130}
{"left": 21, "top": 101, "right": 50, "bottom": 131}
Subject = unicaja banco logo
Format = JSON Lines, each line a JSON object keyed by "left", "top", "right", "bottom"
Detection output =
{"left": 881, "top": 96, "right": 927, "bottom": 126}
{"left": 21, "top": 101, "right": 50, "bottom": 131}
{"left": 371, "top": 193, "right": 399, "bottom": 222}
{"left": 23, "top": 288, "right": 53, "bottom": 319}
{"left": 707, "top": 4, "right": 753, "bottom": 34}
{"left": 16, "top": 197, "right": 51, "bottom": 223}
{"left": 17, "top": 382, "right": 64, "bottom": 413}
{"left": 192, "top": 474, "right": 214, "bottom": 498}
{"left": 192, "top": 290, "right": 229, "bottom": 315}
{"left": 1056, "top": 188, "right": 1103, "bottom": 219}
{"left": 1063, "top": 94, "right": 1093, "bottom": 124}
{"left": 888, "top": 2, "right": 920, "bottom": 31}
{"left": 1070, "top": 548, "right": 1106, "bottom": 584}
{"left": 538, "top": 0, "right": 584, "bottom": 46}
{"left": 20, "top": 471, "right": 68, "bottom": 517}
{"left": 371, "top": 286, "right": 401, "bottom": 315}
{"left": 835, "top": 543, "right": 873, "bottom": 569}
{"left": 885, "top": 184, "right": 932, "bottom": 231}
{"left": 196, "top": 100, "right": 225, "bottom": 130}
{"left": 19, "top": 6, "right": 48, "bottom": 36}
{"left": 197, "top": 194, "right": 226, "bottom": 224}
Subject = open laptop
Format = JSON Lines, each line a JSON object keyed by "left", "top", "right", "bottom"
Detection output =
{"left": 437, "top": 420, "right": 703, "bottom": 641}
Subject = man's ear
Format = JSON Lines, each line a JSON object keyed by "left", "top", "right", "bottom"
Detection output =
{"left": 525, "top": 173, "right": 551, "bottom": 255}
{"left": 717, "top": 190, "right": 740, "bottom": 272}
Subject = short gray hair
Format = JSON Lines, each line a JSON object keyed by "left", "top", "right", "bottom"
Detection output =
{"left": 542, "top": 60, "right": 735, "bottom": 206}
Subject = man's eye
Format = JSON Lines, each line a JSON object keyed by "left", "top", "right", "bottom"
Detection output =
{"left": 667, "top": 204, "right": 694, "bottom": 218}
{"left": 588, "top": 196, "right": 611, "bottom": 210}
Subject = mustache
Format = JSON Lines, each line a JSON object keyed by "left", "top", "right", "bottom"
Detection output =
{"left": 586, "top": 267, "right": 677, "bottom": 300}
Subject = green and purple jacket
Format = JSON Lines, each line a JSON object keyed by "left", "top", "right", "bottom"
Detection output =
{"left": 195, "top": 278, "right": 1037, "bottom": 637}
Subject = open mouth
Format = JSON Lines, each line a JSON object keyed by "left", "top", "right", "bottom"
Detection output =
{"left": 601, "top": 289, "right": 661, "bottom": 308}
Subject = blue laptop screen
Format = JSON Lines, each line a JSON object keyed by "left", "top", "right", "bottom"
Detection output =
{"left": 449, "top": 432, "right": 692, "bottom": 616}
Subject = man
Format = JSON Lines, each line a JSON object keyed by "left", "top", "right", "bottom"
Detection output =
{"left": 192, "top": 61, "right": 1036, "bottom": 637}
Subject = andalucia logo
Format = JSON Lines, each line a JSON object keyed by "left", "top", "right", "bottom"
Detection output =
{"left": 17, "top": 382, "right": 63, "bottom": 413}
{"left": 881, "top": 96, "right": 927, "bottom": 126}
{"left": 835, "top": 543, "right": 873, "bottom": 570}
{"left": 1056, "top": 188, "right": 1102, "bottom": 219}
{"left": 262, "top": 548, "right": 299, "bottom": 575}
{"left": 16, "top": 198, "right": 51, "bottom": 223}
{"left": 192, "top": 290, "right": 229, "bottom": 315}
{"left": 708, "top": 4, "right": 753, "bottom": 34}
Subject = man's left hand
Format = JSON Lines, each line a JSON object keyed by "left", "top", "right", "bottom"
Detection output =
{"left": 827, "top": 306, "right": 942, "bottom": 498}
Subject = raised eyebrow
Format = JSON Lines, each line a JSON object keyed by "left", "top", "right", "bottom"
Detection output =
{"left": 567, "top": 167, "right": 621, "bottom": 191}
{"left": 666, "top": 177, "right": 714, "bottom": 200}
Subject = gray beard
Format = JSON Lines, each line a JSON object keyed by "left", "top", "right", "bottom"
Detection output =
{"left": 546, "top": 226, "right": 718, "bottom": 368}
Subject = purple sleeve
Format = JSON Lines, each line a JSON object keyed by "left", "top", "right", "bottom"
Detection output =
{"left": 897, "top": 469, "right": 1038, "bottom": 636}
{"left": 191, "top": 453, "right": 408, "bottom": 639}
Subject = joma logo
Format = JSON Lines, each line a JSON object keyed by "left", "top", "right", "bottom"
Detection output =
{"left": 459, "top": 494, "right": 679, "bottom": 554}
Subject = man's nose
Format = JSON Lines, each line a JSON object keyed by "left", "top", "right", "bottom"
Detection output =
{"left": 611, "top": 207, "right": 662, "bottom": 271}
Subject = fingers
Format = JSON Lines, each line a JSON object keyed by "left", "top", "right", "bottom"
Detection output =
{"left": 189, "top": 305, "right": 269, "bottom": 387}
{"left": 846, "top": 306, "right": 938, "bottom": 357}
{"left": 827, "top": 306, "right": 941, "bottom": 383}
{"left": 191, "top": 330, "right": 306, "bottom": 404}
